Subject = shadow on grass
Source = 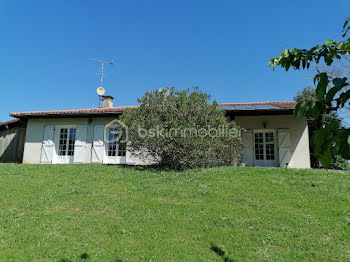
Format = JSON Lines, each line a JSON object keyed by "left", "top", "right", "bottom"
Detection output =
{"left": 59, "top": 254, "right": 123, "bottom": 261}
{"left": 210, "top": 243, "right": 235, "bottom": 262}
{"left": 116, "top": 164, "right": 185, "bottom": 173}
{"left": 115, "top": 163, "right": 232, "bottom": 173}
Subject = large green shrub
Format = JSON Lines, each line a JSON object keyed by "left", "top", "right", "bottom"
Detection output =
{"left": 119, "top": 87, "right": 241, "bottom": 169}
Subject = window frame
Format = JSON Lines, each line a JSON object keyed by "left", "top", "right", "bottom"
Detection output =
{"left": 56, "top": 126, "right": 77, "bottom": 157}
{"left": 253, "top": 130, "right": 277, "bottom": 163}
{"left": 106, "top": 127, "right": 127, "bottom": 158}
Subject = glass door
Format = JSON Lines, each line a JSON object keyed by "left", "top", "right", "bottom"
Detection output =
{"left": 254, "top": 131, "right": 278, "bottom": 167}
{"left": 104, "top": 127, "right": 127, "bottom": 164}
{"left": 55, "top": 127, "right": 76, "bottom": 164}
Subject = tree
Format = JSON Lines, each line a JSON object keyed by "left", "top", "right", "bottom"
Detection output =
{"left": 294, "top": 86, "right": 318, "bottom": 103}
{"left": 294, "top": 86, "right": 347, "bottom": 169}
{"left": 270, "top": 18, "right": 350, "bottom": 168}
{"left": 119, "top": 87, "right": 241, "bottom": 169}
{"left": 311, "top": 57, "right": 350, "bottom": 126}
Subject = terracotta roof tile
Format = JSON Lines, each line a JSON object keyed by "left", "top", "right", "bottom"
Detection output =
{"left": 9, "top": 101, "right": 295, "bottom": 118}
{"left": 218, "top": 101, "right": 296, "bottom": 109}
{"left": 10, "top": 106, "right": 138, "bottom": 118}
{"left": 0, "top": 119, "right": 20, "bottom": 127}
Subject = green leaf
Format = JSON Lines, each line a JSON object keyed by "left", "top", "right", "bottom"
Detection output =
{"left": 343, "top": 18, "right": 349, "bottom": 30}
{"left": 319, "top": 148, "right": 332, "bottom": 168}
{"left": 336, "top": 131, "right": 350, "bottom": 159}
{"left": 333, "top": 77, "right": 347, "bottom": 88}
{"left": 313, "top": 73, "right": 321, "bottom": 85}
{"left": 312, "top": 128, "right": 329, "bottom": 156}
{"left": 325, "top": 120, "right": 340, "bottom": 131}
{"left": 325, "top": 39, "right": 334, "bottom": 45}
{"left": 336, "top": 89, "right": 350, "bottom": 108}
{"left": 342, "top": 18, "right": 350, "bottom": 37}
{"left": 311, "top": 106, "right": 320, "bottom": 118}
{"left": 312, "top": 121, "right": 341, "bottom": 168}
{"left": 315, "top": 73, "right": 329, "bottom": 99}
{"left": 294, "top": 102, "right": 304, "bottom": 118}
{"left": 319, "top": 147, "right": 332, "bottom": 167}
{"left": 325, "top": 77, "right": 348, "bottom": 104}
{"left": 303, "top": 101, "right": 313, "bottom": 115}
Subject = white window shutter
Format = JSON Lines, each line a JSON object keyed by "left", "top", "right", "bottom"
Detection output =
{"left": 91, "top": 125, "right": 104, "bottom": 163}
{"left": 278, "top": 129, "right": 291, "bottom": 168}
{"left": 73, "top": 125, "right": 87, "bottom": 163}
{"left": 242, "top": 129, "right": 254, "bottom": 166}
{"left": 40, "top": 125, "right": 55, "bottom": 163}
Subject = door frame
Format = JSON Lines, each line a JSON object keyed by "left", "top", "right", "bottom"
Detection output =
{"left": 253, "top": 129, "right": 279, "bottom": 167}
{"left": 52, "top": 125, "right": 77, "bottom": 164}
{"left": 103, "top": 127, "right": 126, "bottom": 164}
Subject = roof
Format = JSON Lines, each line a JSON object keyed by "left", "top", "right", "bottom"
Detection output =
{"left": 218, "top": 101, "right": 296, "bottom": 110}
{"left": 0, "top": 119, "right": 21, "bottom": 129}
{"left": 10, "top": 106, "right": 138, "bottom": 118}
{"left": 9, "top": 101, "right": 296, "bottom": 119}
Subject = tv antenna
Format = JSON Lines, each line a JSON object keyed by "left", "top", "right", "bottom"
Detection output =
{"left": 89, "top": 58, "right": 114, "bottom": 107}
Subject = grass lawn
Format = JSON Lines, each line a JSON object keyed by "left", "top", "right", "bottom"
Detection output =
{"left": 0, "top": 165, "right": 349, "bottom": 261}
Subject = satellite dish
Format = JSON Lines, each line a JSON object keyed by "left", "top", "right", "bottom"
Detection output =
{"left": 96, "top": 87, "right": 105, "bottom": 96}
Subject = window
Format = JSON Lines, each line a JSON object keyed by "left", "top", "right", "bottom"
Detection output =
{"left": 108, "top": 128, "right": 117, "bottom": 156}
{"left": 107, "top": 128, "right": 127, "bottom": 157}
{"left": 68, "top": 128, "right": 76, "bottom": 156}
{"left": 118, "top": 142, "right": 126, "bottom": 157}
{"left": 254, "top": 132, "right": 275, "bottom": 161}
{"left": 254, "top": 133, "right": 264, "bottom": 160}
{"left": 265, "top": 132, "right": 275, "bottom": 160}
{"left": 58, "top": 128, "right": 76, "bottom": 156}
{"left": 58, "top": 128, "right": 68, "bottom": 156}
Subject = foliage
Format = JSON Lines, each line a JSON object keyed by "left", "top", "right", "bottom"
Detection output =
{"left": 330, "top": 154, "right": 349, "bottom": 170}
{"left": 312, "top": 58, "right": 350, "bottom": 125}
{"left": 0, "top": 164, "right": 349, "bottom": 261}
{"left": 119, "top": 87, "right": 241, "bottom": 169}
{"left": 270, "top": 18, "right": 350, "bottom": 167}
{"left": 294, "top": 86, "right": 318, "bottom": 103}
{"left": 294, "top": 86, "right": 348, "bottom": 169}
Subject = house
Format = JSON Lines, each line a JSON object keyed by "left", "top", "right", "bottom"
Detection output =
{"left": 0, "top": 119, "right": 26, "bottom": 163}
{"left": 0, "top": 96, "right": 311, "bottom": 168}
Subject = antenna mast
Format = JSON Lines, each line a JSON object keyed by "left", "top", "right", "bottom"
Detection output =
{"left": 89, "top": 58, "right": 114, "bottom": 107}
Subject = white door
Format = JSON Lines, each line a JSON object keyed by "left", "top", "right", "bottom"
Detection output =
{"left": 73, "top": 125, "right": 87, "bottom": 163}
{"left": 54, "top": 127, "right": 77, "bottom": 164}
{"left": 103, "top": 127, "right": 126, "bottom": 164}
{"left": 40, "top": 125, "right": 55, "bottom": 163}
{"left": 91, "top": 125, "right": 104, "bottom": 163}
{"left": 253, "top": 131, "right": 278, "bottom": 167}
{"left": 278, "top": 129, "right": 291, "bottom": 168}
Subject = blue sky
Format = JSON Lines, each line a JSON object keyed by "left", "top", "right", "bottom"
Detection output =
{"left": 0, "top": 0, "right": 349, "bottom": 121}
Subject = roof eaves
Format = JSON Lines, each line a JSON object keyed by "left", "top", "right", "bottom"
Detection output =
{"left": 0, "top": 119, "right": 21, "bottom": 128}
{"left": 9, "top": 102, "right": 296, "bottom": 119}
{"left": 10, "top": 106, "right": 138, "bottom": 118}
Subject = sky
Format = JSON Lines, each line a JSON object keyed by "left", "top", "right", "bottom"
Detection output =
{"left": 0, "top": 0, "right": 349, "bottom": 121}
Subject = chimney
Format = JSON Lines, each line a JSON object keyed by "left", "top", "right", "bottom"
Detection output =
{"left": 102, "top": 95, "right": 114, "bottom": 108}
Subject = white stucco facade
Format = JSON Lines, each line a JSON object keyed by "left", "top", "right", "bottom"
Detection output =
{"left": 21, "top": 114, "right": 311, "bottom": 168}
{"left": 235, "top": 115, "right": 310, "bottom": 168}
{"left": 22, "top": 117, "right": 147, "bottom": 165}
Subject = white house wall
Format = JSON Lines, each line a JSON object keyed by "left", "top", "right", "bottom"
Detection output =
{"left": 235, "top": 115, "right": 310, "bottom": 168}
{"left": 22, "top": 115, "right": 311, "bottom": 168}
{"left": 22, "top": 117, "right": 145, "bottom": 165}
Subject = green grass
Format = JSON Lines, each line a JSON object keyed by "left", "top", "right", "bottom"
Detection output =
{"left": 0, "top": 165, "right": 349, "bottom": 262}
